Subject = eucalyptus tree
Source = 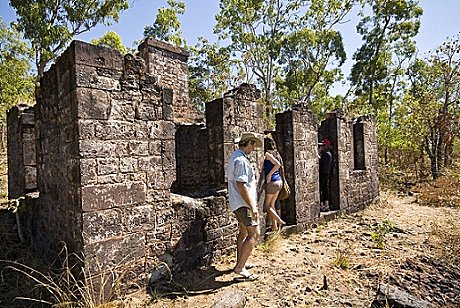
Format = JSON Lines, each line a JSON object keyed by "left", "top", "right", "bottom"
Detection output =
{"left": 144, "top": 0, "right": 186, "bottom": 47}
{"left": 0, "top": 17, "right": 34, "bottom": 123}
{"left": 350, "top": 0, "right": 422, "bottom": 111}
{"left": 91, "top": 30, "right": 127, "bottom": 54}
{"left": 10, "top": 0, "right": 129, "bottom": 79}
{"left": 276, "top": 0, "right": 354, "bottom": 115}
{"left": 406, "top": 34, "right": 460, "bottom": 179}
{"left": 188, "top": 38, "right": 244, "bottom": 111}
{"left": 215, "top": 0, "right": 361, "bottom": 124}
{"left": 214, "top": 0, "right": 305, "bottom": 123}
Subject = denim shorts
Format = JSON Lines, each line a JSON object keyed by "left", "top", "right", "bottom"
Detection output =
{"left": 234, "top": 207, "right": 259, "bottom": 227}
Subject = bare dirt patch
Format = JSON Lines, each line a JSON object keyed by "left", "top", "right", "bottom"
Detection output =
{"left": 122, "top": 191, "right": 460, "bottom": 307}
{"left": 2, "top": 191, "right": 459, "bottom": 307}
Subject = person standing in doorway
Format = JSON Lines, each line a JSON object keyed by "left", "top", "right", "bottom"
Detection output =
{"left": 226, "top": 132, "right": 262, "bottom": 281}
{"left": 319, "top": 139, "right": 332, "bottom": 211}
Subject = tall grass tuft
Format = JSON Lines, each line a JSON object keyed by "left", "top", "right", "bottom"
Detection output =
{"left": 1, "top": 244, "right": 140, "bottom": 307}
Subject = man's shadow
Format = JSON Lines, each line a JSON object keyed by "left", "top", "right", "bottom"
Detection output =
{"left": 147, "top": 217, "right": 241, "bottom": 299}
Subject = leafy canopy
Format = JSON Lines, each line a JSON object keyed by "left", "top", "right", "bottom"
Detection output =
{"left": 91, "top": 30, "right": 127, "bottom": 54}
{"left": 0, "top": 17, "right": 34, "bottom": 123}
{"left": 144, "top": 0, "right": 186, "bottom": 47}
{"left": 10, "top": 0, "right": 129, "bottom": 77}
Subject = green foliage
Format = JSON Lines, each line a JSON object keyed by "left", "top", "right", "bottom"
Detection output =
{"left": 189, "top": 38, "right": 240, "bottom": 110}
{"left": 370, "top": 219, "right": 395, "bottom": 249}
{"left": 10, "top": 0, "right": 129, "bottom": 77}
{"left": 276, "top": 0, "right": 350, "bottom": 110}
{"left": 144, "top": 0, "right": 186, "bottom": 47}
{"left": 332, "top": 251, "right": 350, "bottom": 269}
{"left": 91, "top": 30, "right": 127, "bottom": 54}
{"left": 0, "top": 17, "right": 34, "bottom": 123}
{"left": 214, "top": 0, "right": 355, "bottom": 126}
{"left": 350, "top": 0, "right": 422, "bottom": 109}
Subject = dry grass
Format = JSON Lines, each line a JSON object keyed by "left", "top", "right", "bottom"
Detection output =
{"left": 414, "top": 175, "right": 460, "bottom": 208}
{"left": 257, "top": 231, "right": 284, "bottom": 253}
{"left": 430, "top": 213, "right": 460, "bottom": 265}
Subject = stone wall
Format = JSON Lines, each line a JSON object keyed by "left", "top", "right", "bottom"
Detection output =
{"left": 206, "top": 84, "right": 264, "bottom": 189}
{"left": 138, "top": 38, "right": 201, "bottom": 123}
{"left": 275, "top": 105, "right": 320, "bottom": 230}
{"left": 172, "top": 123, "right": 210, "bottom": 195}
{"left": 319, "top": 112, "right": 379, "bottom": 211}
{"left": 7, "top": 105, "right": 37, "bottom": 199}
{"left": 9, "top": 40, "right": 247, "bottom": 293}
{"left": 6, "top": 38, "right": 380, "bottom": 296}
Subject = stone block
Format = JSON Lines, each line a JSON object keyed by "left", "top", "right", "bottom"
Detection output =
{"left": 83, "top": 233, "right": 145, "bottom": 274}
{"left": 97, "top": 157, "right": 119, "bottom": 175}
{"left": 75, "top": 65, "right": 121, "bottom": 91}
{"left": 72, "top": 40, "right": 123, "bottom": 70}
{"left": 81, "top": 182, "right": 146, "bottom": 212}
{"left": 123, "top": 204, "right": 156, "bottom": 233}
{"left": 82, "top": 209, "right": 123, "bottom": 244}
{"left": 24, "top": 166, "right": 37, "bottom": 190}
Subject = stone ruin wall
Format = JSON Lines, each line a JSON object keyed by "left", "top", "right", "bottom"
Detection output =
{"left": 318, "top": 112, "right": 379, "bottom": 212}
{"left": 7, "top": 41, "right": 243, "bottom": 291}
{"left": 138, "top": 38, "right": 201, "bottom": 123}
{"left": 6, "top": 38, "right": 379, "bottom": 293}
{"left": 7, "top": 105, "right": 37, "bottom": 199}
{"left": 275, "top": 106, "right": 320, "bottom": 231}
{"left": 337, "top": 115, "right": 379, "bottom": 210}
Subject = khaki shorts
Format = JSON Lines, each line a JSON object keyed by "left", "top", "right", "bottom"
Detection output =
{"left": 265, "top": 180, "right": 282, "bottom": 194}
{"left": 234, "top": 207, "right": 259, "bottom": 227}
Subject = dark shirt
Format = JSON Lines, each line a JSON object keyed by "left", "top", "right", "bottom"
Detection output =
{"left": 319, "top": 151, "right": 332, "bottom": 175}
{"left": 264, "top": 159, "right": 282, "bottom": 182}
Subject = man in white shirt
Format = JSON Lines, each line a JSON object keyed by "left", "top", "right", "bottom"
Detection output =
{"left": 226, "top": 132, "right": 262, "bottom": 281}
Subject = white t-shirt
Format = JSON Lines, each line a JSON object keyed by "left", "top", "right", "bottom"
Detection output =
{"left": 226, "top": 149, "right": 257, "bottom": 212}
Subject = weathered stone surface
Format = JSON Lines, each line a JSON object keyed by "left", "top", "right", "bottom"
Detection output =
{"left": 139, "top": 37, "right": 200, "bottom": 123}
{"left": 81, "top": 182, "right": 146, "bottom": 211}
{"left": 7, "top": 105, "right": 37, "bottom": 198}
{"left": 371, "top": 285, "right": 430, "bottom": 308}
{"left": 7, "top": 37, "right": 380, "bottom": 301}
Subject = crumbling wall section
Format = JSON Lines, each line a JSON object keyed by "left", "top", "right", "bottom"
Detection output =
{"left": 24, "top": 40, "right": 243, "bottom": 293}
{"left": 138, "top": 38, "right": 201, "bottom": 123}
{"left": 275, "top": 105, "right": 320, "bottom": 230}
{"left": 7, "top": 105, "right": 37, "bottom": 199}
{"left": 343, "top": 115, "right": 379, "bottom": 210}
{"left": 206, "top": 84, "right": 264, "bottom": 190}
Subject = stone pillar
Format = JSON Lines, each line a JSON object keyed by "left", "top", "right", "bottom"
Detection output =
{"left": 139, "top": 38, "right": 201, "bottom": 123}
{"left": 206, "top": 83, "right": 264, "bottom": 189}
{"left": 275, "top": 105, "right": 320, "bottom": 231}
{"left": 7, "top": 105, "right": 37, "bottom": 199}
{"left": 34, "top": 40, "right": 176, "bottom": 283}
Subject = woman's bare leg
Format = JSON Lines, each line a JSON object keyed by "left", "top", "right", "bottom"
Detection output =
{"left": 271, "top": 191, "right": 285, "bottom": 230}
{"left": 264, "top": 193, "right": 277, "bottom": 230}
{"left": 266, "top": 193, "right": 284, "bottom": 231}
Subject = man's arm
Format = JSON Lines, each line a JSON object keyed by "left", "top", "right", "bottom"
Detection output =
{"left": 236, "top": 181, "right": 258, "bottom": 215}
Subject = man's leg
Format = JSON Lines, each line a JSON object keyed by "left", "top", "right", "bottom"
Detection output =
{"left": 236, "top": 224, "right": 248, "bottom": 266}
{"left": 234, "top": 225, "right": 260, "bottom": 274}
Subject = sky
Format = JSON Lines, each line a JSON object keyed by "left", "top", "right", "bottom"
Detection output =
{"left": 1, "top": 0, "right": 460, "bottom": 94}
